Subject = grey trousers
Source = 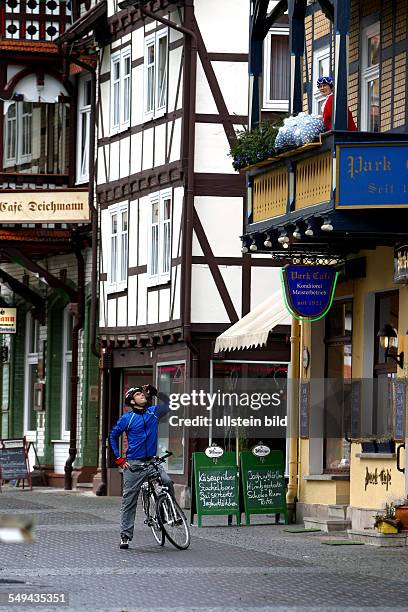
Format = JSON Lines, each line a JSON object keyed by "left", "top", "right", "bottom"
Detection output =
{"left": 120, "top": 460, "right": 175, "bottom": 540}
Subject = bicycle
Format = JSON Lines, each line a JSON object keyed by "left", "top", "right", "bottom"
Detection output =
{"left": 129, "top": 451, "right": 191, "bottom": 550}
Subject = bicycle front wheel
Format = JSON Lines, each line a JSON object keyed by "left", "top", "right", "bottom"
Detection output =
{"left": 156, "top": 494, "right": 190, "bottom": 550}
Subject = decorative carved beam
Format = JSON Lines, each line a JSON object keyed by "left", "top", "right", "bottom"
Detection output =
{"left": 4, "top": 248, "right": 78, "bottom": 302}
{"left": 0, "top": 268, "right": 45, "bottom": 324}
{"left": 261, "top": 0, "right": 288, "bottom": 39}
{"left": 317, "top": 0, "right": 334, "bottom": 22}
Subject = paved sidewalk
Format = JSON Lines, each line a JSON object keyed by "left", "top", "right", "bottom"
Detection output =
{"left": 0, "top": 487, "right": 407, "bottom": 611}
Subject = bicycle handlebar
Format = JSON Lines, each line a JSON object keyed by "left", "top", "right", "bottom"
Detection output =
{"left": 128, "top": 451, "right": 173, "bottom": 472}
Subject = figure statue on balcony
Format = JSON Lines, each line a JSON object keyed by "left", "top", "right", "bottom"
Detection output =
{"left": 317, "top": 76, "right": 357, "bottom": 132}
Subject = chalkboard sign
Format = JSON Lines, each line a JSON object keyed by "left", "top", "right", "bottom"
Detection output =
{"left": 393, "top": 380, "right": 405, "bottom": 441}
{"left": 240, "top": 449, "right": 288, "bottom": 526}
{"left": 300, "top": 382, "right": 309, "bottom": 438}
{"left": 190, "top": 451, "right": 240, "bottom": 527}
{"left": 0, "top": 438, "right": 31, "bottom": 488}
{"left": 350, "top": 380, "right": 361, "bottom": 439}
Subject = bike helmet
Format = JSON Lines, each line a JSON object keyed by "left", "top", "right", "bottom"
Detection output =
{"left": 316, "top": 75, "right": 334, "bottom": 89}
{"left": 124, "top": 386, "right": 145, "bottom": 407}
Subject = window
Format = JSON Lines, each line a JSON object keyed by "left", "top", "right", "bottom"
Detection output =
{"left": 24, "top": 313, "right": 40, "bottom": 437}
{"left": 77, "top": 77, "right": 91, "bottom": 183}
{"left": 144, "top": 30, "right": 168, "bottom": 120}
{"left": 361, "top": 23, "right": 380, "bottom": 132}
{"left": 324, "top": 300, "right": 353, "bottom": 471}
{"left": 111, "top": 48, "right": 131, "bottom": 133}
{"left": 3, "top": 101, "right": 70, "bottom": 175}
{"left": 4, "top": 102, "right": 33, "bottom": 167}
{"left": 313, "top": 46, "right": 330, "bottom": 115}
{"left": 263, "top": 28, "right": 290, "bottom": 111}
{"left": 106, "top": 202, "right": 128, "bottom": 292}
{"left": 147, "top": 190, "right": 172, "bottom": 286}
{"left": 157, "top": 363, "right": 186, "bottom": 474}
{"left": 61, "top": 307, "right": 73, "bottom": 440}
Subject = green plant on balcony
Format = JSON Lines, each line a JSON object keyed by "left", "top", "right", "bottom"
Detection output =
{"left": 229, "top": 120, "right": 283, "bottom": 171}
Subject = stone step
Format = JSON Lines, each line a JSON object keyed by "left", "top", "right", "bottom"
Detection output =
{"left": 328, "top": 504, "right": 349, "bottom": 520}
{"left": 304, "top": 516, "right": 351, "bottom": 533}
{"left": 348, "top": 529, "right": 407, "bottom": 547}
{"left": 76, "top": 483, "right": 93, "bottom": 489}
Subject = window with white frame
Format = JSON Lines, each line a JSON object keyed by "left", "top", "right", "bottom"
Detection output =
{"left": 106, "top": 202, "right": 128, "bottom": 292}
{"left": 262, "top": 28, "right": 290, "bottom": 112}
{"left": 110, "top": 48, "right": 131, "bottom": 133}
{"left": 61, "top": 306, "right": 73, "bottom": 440}
{"left": 144, "top": 30, "right": 168, "bottom": 120}
{"left": 361, "top": 23, "right": 380, "bottom": 132}
{"left": 148, "top": 190, "right": 171, "bottom": 285}
{"left": 312, "top": 46, "right": 330, "bottom": 115}
{"left": 77, "top": 77, "right": 91, "bottom": 183}
{"left": 4, "top": 102, "right": 33, "bottom": 167}
{"left": 24, "top": 313, "right": 40, "bottom": 437}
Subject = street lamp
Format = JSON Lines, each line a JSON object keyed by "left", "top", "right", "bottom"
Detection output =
{"left": 377, "top": 324, "right": 404, "bottom": 368}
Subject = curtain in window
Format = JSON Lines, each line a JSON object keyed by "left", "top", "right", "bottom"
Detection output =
{"left": 269, "top": 35, "right": 290, "bottom": 101}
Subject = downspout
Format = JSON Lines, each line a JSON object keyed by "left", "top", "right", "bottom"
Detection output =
{"left": 286, "top": 316, "right": 300, "bottom": 522}
{"left": 64, "top": 248, "right": 85, "bottom": 489}
{"left": 139, "top": 3, "right": 199, "bottom": 379}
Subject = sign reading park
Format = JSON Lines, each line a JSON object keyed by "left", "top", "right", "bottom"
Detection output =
{"left": 191, "top": 451, "right": 240, "bottom": 527}
{"left": 240, "top": 449, "right": 287, "bottom": 525}
{"left": 0, "top": 308, "right": 16, "bottom": 334}
{"left": 281, "top": 265, "right": 338, "bottom": 321}
{"left": 336, "top": 143, "right": 408, "bottom": 208}
{"left": 0, "top": 190, "right": 89, "bottom": 223}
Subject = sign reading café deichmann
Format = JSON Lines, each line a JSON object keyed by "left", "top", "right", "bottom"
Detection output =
{"left": 0, "top": 191, "right": 89, "bottom": 223}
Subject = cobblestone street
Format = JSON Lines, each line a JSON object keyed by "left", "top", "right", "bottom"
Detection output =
{"left": 0, "top": 488, "right": 407, "bottom": 611}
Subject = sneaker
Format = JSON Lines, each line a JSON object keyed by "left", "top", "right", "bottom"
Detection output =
{"left": 120, "top": 535, "right": 129, "bottom": 549}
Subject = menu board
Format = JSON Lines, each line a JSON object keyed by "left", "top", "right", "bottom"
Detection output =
{"left": 0, "top": 438, "right": 30, "bottom": 486}
{"left": 300, "top": 382, "right": 309, "bottom": 438}
{"left": 190, "top": 451, "right": 240, "bottom": 527}
{"left": 240, "top": 450, "right": 288, "bottom": 526}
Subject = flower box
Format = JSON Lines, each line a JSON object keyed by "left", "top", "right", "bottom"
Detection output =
{"left": 395, "top": 505, "right": 408, "bottom": 532}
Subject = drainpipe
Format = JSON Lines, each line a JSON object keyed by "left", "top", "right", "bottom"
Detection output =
{"left": 286, "top": 316, "right": 300, "bottom": 522}
{"left": 64, "top": 248, "right": 85, "bottom": 489}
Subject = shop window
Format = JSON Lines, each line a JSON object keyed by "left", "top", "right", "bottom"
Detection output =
{"left": 312, "top": 46, "right": 330, "bottom": 116}
{"left": 77, "top": 77, "right": 91, "bottom": 183}
{"left": 262, "top": 28, "right": 290, "bottom": 112}
{"left": 157, "top": 363, "right": 186, "bottom": 474}
{"left": 61, "top": 306, "right": 73, "bottom": 440}
{"left": 361, "top": 291, "right": 399, "bottom": 453}
{"left": 360, "top": 23, "right": 380, "bottom": 132}
{"left": 24, "top": 313, "right": 40, "bottom": 436}
{"left": 110, "top": 47, "right": 131, "bottom": 133}
{"left": 324, "top": 300, "right": 353, "bottom": 471}
{"left": 2, "top": 101, "right": 70, "bottom": 175}
{"left": 147, "top": 190, "right": 171, "bottom": 286}
{"left": 144, "top": 30, "right": 168, "bottom": 121}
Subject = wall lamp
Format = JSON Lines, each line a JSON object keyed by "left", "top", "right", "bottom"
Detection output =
{"left": 321, "top": 218, "right": 333, "bottom": 232}
{"left": 264, "top": 234, "right": 272, "bottom": 248}
{"left": 305, "top": 222, "right": 314, "bottom": 237}
{"left": 249, "top": 240, "right": 258, "bottom": 252}
{"left": 277, "top": 231, "right": 289, "bottom": 245}
{"left": 241, "top": 241, "right": 249, "bottom": 254}
{"left": 292, "top": 226, "right": 301, "bottom": 239}
{"left": 377, "top": 324, "right": 404, "bottom": 368}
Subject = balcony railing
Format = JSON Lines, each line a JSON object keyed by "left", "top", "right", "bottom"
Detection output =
{"left": 248, "top": 131, "right": 408, "bottom": 226}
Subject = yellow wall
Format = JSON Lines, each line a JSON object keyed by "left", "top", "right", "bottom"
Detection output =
{"left": 299, "top": 247, "right": 407, "bottom": 511}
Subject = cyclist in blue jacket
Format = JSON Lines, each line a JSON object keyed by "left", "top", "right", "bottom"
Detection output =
{"left": 109, "top": 384, "right": 174, "bottom": 549}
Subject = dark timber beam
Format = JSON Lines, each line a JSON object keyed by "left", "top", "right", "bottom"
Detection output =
{"left": 317, "top": 0, "right": 334, "bottom": 22}
{"left": 288, "top": 0, "right": 307, "bottom": 115}
{"left": 4, "top": 248, "right": 78, "bottom": 302}
{"left": 261, "top": 0, "right": 288, "bottom": 39}
{"left": 249, "top": 0, "right": 269, "bottom": 128}
{"left": 333, "top": 0, "right": 350, "bottom": 130}
{"left": 0, "top": 268, "right": 45, "bottom": 323}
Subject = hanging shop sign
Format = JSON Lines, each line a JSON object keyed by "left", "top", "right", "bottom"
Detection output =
{"left": 0, "top": 308, "right": 17, "bottom": 334}
{"left": 394, "top": 244, "right": 408, "bottom": 284}
{"left": 0, "top": 191, "right": 89, "bottom": 223}
{"left": 336, "top": 143, "right": 408, "bottom": 208}
{"left": 280, "top": 265, "right": 338, "bottom": 321}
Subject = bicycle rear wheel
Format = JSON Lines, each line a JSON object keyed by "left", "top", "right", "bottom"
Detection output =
{"left": 156, "top": 494, "right": 190, "bottom": 550}
{"left": 149, "top": 494, "right": 165, "bottom": 546}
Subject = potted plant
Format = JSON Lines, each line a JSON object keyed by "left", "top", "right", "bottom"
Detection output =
{"left": 373, "top": 503, "right": 400, "bottom": 534}
{"left": 229, "top": 120, "right": 284, "bottom": 171}
{"left": 394, "top": 497, "right": 408, "bottom": 532}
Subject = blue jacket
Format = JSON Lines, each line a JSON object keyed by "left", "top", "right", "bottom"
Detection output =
{"left": 109, "top": 402, "right": 170, "bottom": 460}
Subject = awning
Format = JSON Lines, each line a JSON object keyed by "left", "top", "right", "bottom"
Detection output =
{"left": 214, "top": 290, "right": 291, "bottom": 353}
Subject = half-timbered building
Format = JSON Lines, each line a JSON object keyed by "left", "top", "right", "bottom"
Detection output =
{"left": 0, "top": 0, "right": 103, "bottom": 489}
{"left": 62, "top": 0, "right": 291, "bottom": 497}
